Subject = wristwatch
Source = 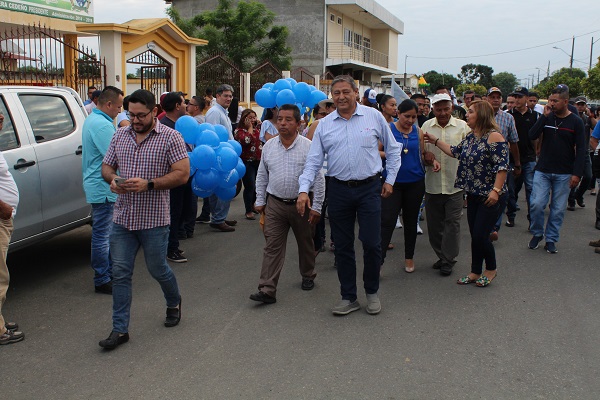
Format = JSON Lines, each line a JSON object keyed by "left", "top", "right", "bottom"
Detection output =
{"left": 147, "top": 179, "right": 155, "bottom": 191}
{"left": 492, "top": 186, "right": 502, "bottom": 195}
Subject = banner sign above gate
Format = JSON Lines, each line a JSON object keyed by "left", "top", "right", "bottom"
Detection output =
{"left": 0, "top": 0, "right": 94, "bottom": 23}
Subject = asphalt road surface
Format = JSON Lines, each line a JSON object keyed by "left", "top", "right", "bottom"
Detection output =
{"left": 3, "top": 194, "right": 600, "bottom": 399}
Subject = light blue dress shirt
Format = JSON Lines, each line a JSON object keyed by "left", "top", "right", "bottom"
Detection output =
{"left": 205, "top": 103, "right": 233, "bottom": 139}
{"left": 298, "top": 103, "right": 402, "bottom": 193}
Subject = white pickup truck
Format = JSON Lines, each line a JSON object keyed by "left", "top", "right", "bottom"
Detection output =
{"left": 0, "top": 86, "right": 91, "bottom": 252}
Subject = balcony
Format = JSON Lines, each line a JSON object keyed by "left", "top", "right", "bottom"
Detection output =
{"left": 326, "top": 42, "right": 390, "bottom": 71}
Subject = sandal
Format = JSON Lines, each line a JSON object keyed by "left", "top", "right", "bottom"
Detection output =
{"left": 245, "top": 213, "right": 256, "bottom": 220}
{"left": 476, "top": 272, "right": 497, "bottom": 287}
{"left": 404, "top": 260, "right": 415, "bottom": 273}
{"left": 457, "top": 275, "right": 479, "bottom": 285}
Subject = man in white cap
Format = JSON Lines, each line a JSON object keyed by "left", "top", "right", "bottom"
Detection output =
{"left": 422, "top": 93, "right": 469, "bottom": 276}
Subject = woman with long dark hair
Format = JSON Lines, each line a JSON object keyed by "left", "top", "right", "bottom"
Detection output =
{"left": 234, "top": 109, "right": 263, "bottom": 220}
{"left": 424, "top": 100, "right": 509, "bottom": 287}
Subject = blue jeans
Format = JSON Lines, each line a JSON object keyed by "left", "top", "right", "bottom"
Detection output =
{"left": 110, "top": 223, "right": 180, "bottom": 333}
{"left": 328, "top": 178, "right": 381, "bottom": 302}
{"left": 90, "top": 201, "right": 114, "bottom": 286}
{"left": 506, "top": 161, "right": 536, "bottom": 221}
{"left": 467, "top": 193, "right": 506, "bottom": 274}
{"left": 529, "top": 171, "right": 572, "bottom": 243}
{"left": 209, "top": 194, "right": 231, "bottom": 224}
{"left": 242, "top": 160, "right": 259, "bottom": 213}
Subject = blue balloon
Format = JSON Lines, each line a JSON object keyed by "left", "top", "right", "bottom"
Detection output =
{"left": 296, "top": 103, "right": 306, "bottom": 116}
{"left": 255, "top": 88, "right": 276, "bottom": 108}
{"left": 218, "top": 168, "right": 240, "bottom": 188}
{"left": 308, "top": 85, "right": 317, "bottom": 92}
{"left": 218, "top": 142, "right": 234, "bottom": 151}
{"left": 276, "top": 89, "right": 296, "bottom": 108}
{"left": 175, "top": 115, "right": 199, "bottom": 145}
{"left": 262, "top": 82, "right": 274, "bottom": 90}
{"left": 292, "top": 82, "right": 312, "bottom": 104}
{"left": 273, "top": 78, "right": 292, "bottom": 93}
{"left": 213, "top": 124, "right": 230, "bottom": 142}
{"left": 214, "top": 184, "right": 237, "bottom": 202}
{"left": 235, "top": 158, "right": 246, "bottom": 179}
{"left": 196, "top": 129, "right": 220, "bottom": 148}
{"left": 188, "top": 152, "right": 198, "bottom": 177}
{"left": 227, "top": 140, "right": 242, "bottom": 157}
{"left": 309, "top": 90, "right": 328, "bottom": 108}
{"left": 191, "top": 183, "right": 213, "bottom": 198}
{"left": 285, "top": 77, "right": 297, "bottom": 86}
{"left": 193, "top": 168, "right": 219, "bottom": 191}
{"left": 190, "top": 145, "right": 216, "bottom": 171}
{"left": 215, "top": 146, "right": 238, "bottom": 172}
{"left": 198, "top": 122, "right": 214, "bottom": 133}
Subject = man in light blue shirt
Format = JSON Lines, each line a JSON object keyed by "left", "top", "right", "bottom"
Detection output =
{"left": 82, "top": 86, "right": 123, "bottom": 294}
{"left": 205, "top": 84, "right": 237, "bottom": 231}
{"left": 297, "top": 75, "right": 401, "bottom": 316}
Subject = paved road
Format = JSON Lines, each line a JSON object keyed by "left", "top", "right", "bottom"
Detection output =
{"left": 3, "top": 194, "right": 600, "bottom": 399}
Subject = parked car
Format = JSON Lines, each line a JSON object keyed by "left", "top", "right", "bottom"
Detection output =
{"left": 0, "top": 86, "right": 91, "bottom": 252}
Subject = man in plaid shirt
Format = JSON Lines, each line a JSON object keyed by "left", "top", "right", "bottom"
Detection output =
{"left": 98, "top": 89, "right": 190, "bottom": 350}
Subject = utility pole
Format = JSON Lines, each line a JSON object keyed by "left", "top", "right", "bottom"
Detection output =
{"left": 570, "top": 36, "right": 575, "bottom": 69}
{"left": 537, "top": 69, "right": 540, "bottom": 85}
{"left": 591, "top": 37, "right": 600, "bottom": 71}
{"left": 403, "top": 55, "right": 407, "bottom": 90}
{"left": 547, "top": 60, "right": 550, "bottom": 78}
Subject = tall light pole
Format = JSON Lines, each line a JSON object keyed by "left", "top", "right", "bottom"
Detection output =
{"left": 553, "top": 45, "right": 574, "bottom": 70}
{"left": 535, "top": 68, "right": 543, "bottom": 85}
{"left": 403, "top": 54, "right": 407, "bottom": 89}
{"left": 570, "top": 36, "right": 575, "bottom": 69}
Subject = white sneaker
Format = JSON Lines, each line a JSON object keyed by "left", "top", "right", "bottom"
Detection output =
{"left": 416, "top": 223, "right": 423, "bottom": 235}
{"left": 395, "top": 217, "right": 402, "bottom": 229}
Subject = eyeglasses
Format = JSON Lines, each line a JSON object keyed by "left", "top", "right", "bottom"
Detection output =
{"left": 187, "top": 102, "right": 198, "bottom": 107}
{"left": 126, "top": 111, "right": 152, "bottom": 120}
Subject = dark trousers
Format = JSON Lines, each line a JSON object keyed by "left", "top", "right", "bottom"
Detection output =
{"left": 199, "top": 197, "right": 211, "bottom": 220}
{"left": 569, "top": 153, "right": 592, "bottom": 202}
{"left": 258, "top": 197, "right": 316, "bottom": 297}
{"left": 181, "top": 194, "right": 198, "bottom": 235}
{"left": 328, "top": 178, "right": 381, "bottom": 302}
{"left": 381, "top": 179, "right": 425, "bottom": 262}
{"left": 242, "top": 160, "right": 260, "bottom": 213}
{"left": 168, "top": 178, "right": 195, "bottom": 253}
{"left": 466, "top": 193, "right": 506, "bottom": 274}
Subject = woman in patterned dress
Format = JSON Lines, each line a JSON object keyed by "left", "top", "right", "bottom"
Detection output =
{"left": 234, "top": 109, "right": 263, "bottom": 220}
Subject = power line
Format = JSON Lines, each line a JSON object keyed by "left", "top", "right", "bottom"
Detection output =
{"left": 408, "top": 29, "right": 600, "bottom": 60}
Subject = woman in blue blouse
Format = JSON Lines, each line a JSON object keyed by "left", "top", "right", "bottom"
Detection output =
{"left": 381, "top": 99, "right": 439, "bottom": 273}
{"left": 424, "top": 100, "right": 509, "bottom": 287}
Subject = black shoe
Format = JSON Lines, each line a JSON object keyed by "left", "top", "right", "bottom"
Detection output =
{"left": 167, "top": 251, "right": 187, "bottom": 263}
{"left": 0, "top": 329, "right": 24, "bottom": 345}
{"left": 301, "top": 279, "right": 315, "bottom": 291}
{"left": 196, "top": 216, "right": 210, "bottom": 224}
{"left": 95, "top": 281, "right": 113, "bottom": 295}
{"left": 5, "top": 322, "right": 18, "bottom": 331}
{"left": 440, "top": 263, "right": 453, "bottom": 276}
{"left": 576, "top": 198, "right": 585, "bottom": 207}
{"left": 505, "top": 218, "right": 515, "bottom": 227}
{"left": 432, "top": 260, "right": 444, "bottom": 270}
{"left": 186, "top": 232, "right": 194, "bottom": 239}
{"left": 529, "top": 235, "right": 543, "bottom": 250}
{"left": 544, "top": 242, "right": 558, "bottom": 254}
{"left": 249, "top": 291, "right": 276, "bottom": 304}
{"left": 99, "top": 331, "right": 129, "bottom": 349}
{"left": 567, "top": 200, "right": 576, "bottom": 211}
{"left": 165, "top": 297, "right": 181, "bottom": 327}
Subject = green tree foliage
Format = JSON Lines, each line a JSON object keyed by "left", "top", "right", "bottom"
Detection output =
{"left": 533, "top": 67, "right": 586, "bottom": 98}
{"left": 456, "top": 83, "right": 487, "bottom": 97}
{"left": 422, "top": 70, "right": 460, "bottom": 92}
{"left": 493, "top": 72, "right": 519, "bottom": 100}
{"left": 458, "top": 63, "right": 495, "bottom": 88}
{"left": 167, "top": 0, "right": 292, "bottom": 71}
{"left": 582, "top": 57, "right": 600, "bottom": 100}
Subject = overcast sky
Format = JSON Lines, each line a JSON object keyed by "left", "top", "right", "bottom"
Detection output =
{"left": 93, "top": 0, "right": 600, "bottom": 85}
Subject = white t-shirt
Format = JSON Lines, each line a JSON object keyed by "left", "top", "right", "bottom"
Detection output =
{"left": 0, "top": 152, "right": 19, "bottom": 217}
{"left": 116, "top": 111, "right": 129, "bottom": 127}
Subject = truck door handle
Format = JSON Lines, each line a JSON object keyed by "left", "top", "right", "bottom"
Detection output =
{"left": 75, "top": 145, "right": 83, "bottom": 155}
{"left": 14, "top": 160, "right": 36, "bottom": 170}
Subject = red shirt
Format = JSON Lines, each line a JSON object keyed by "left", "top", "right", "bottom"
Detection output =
{"left": 234, "top": 127, "right": 262, "bottom": 162}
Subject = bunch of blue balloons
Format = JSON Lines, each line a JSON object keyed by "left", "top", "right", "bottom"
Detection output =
{"left": 174, "top": 117, "right": 246, "bottom": 201}
{"left": 254, "top": 78, "right": 328, "bottom": 115}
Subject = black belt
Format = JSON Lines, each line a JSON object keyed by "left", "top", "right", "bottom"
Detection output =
{"left": 332, "top": 174, "right": 380, "bottom": 188}
{"left": 268, "top": 193, "right": 298, "bottom": 205}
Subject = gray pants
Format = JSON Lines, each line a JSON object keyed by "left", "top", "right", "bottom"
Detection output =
{"left": 425, "top": 191, "right": 463, "bottom": 267}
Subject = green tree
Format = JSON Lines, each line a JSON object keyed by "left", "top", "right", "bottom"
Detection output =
{"left": 533, "top": 67, "right": 586, "bottom": 98}
{"left": 458, "top": 63, "right": 495, "bottom": 88}
{"left": 493, "top": 72, "right": 518, "bottom": 100}
{"left": 422, "top": 70, "right": 460, "bottom": 92}
{"left": 582, "top": 57, "right": 600, "bottom": 100}
{"left": 456, "top": 83, "right": 487, "bottom": 97}
{"left": 168, "top": 0, "right": 292, "bottom": 71}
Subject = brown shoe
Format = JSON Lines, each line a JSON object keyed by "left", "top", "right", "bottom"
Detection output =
{"left": 590, "top": 239, "right": 600, "bottom": 247}
{"left": 225, "top": 220, "right": 238, "bottom": 226}
{"left": 210, "top": 222, "right": 235, "bottom": 232}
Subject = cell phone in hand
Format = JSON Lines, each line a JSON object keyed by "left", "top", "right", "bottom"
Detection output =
{"left": 114, "top": 177, "right": 127, "bottom": 186}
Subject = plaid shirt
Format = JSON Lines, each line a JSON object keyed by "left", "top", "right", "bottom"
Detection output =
{"left": 494, "top": 110, "right": 519, "bottom": 143}
{"left": 103, "top": 119, "right": 189, "bottom": 230}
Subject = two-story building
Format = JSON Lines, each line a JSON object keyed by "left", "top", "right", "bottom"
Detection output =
{"left": 165, "top": 0, "right": 404, "bottom": 85}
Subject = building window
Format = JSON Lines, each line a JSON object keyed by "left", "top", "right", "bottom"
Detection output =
{"left": 354, "top": 33, "right": 362, "bottom": 50}
{"left": 344, "top": 29, "right": 352, "bottom": 47}
{"left": 337, "top": 16, "right": 342, "bottom": 25}
{"left": 330, "top": 13, "right": 335, "bottom": 22}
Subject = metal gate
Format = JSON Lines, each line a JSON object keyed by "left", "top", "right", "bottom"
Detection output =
{"left": 0, "top": 23, "right": 106, "bottom": 99}
{"left": 127, "top": 50, "right": 171, "bottom": 101}
{"left": 291, "top": 67, "right": 315, "bottom": 85}
{"left": 196, "top": 54, "right": 244, "bottom": 101}
{"left": 249, "top": 61, "right": 282, "bottom": 101}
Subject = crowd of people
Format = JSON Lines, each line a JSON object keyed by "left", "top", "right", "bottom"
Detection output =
{"left": 0, "top": 75, "right": 597, "bottom": 349}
